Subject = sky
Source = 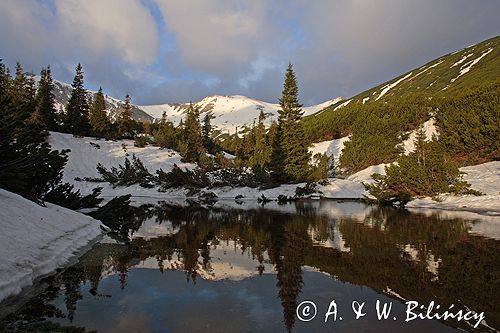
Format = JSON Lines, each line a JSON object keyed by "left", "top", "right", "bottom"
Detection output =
{"left": 0, "top": 0, "right": 499, "bottom": 106}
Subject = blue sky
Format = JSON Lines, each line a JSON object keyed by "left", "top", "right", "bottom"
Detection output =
{"left": 0, "top": 0, "right": 499, "bottom": 105}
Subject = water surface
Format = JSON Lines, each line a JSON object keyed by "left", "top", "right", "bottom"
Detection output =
{"left": 1, "top": 200, "right": 499, "bottom": 332}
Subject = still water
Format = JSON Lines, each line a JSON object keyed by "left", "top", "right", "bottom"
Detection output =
{"left": 1, "top": 200, "right": 499, "bottom": 332}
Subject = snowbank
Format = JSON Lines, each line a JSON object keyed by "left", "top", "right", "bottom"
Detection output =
{"left": 407, "top": 161, "right": 500, "bottom": 215}
{"left": 0, "top": 189, "right": 102, "bottom": 302}
{"left": 309, "top": 136, "right": 350, "bottom": 164}
{"left": 49, "top": 131, "right": 195, "bottom": 193}
{"left": 49, "top": 132, "right": 499, "bottom": 214}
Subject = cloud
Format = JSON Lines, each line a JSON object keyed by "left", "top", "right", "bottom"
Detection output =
{"left": 153, "top": 0, "right": 285, "bottom": 76}
{"left": 0, "top": 0, "right": 160, "bottom": 98}
{"left": 1, "top": 0, "right": 499, "bottom": 105}
{"left": 55, "top": 0, "right": 159, "bottom": 65}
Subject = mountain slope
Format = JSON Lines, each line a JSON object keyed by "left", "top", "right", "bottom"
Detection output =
{"left": 304, "top": 35, "right": 500, "bottom": 142}
{"left": 317, "top": 36, "right": 499, "bottom": 114}
{"left": 50, "top": 79, "right": 154, "bottom": 123}
{"left": 51, "top": 81, "right": 341, "bottom": 133}
{"left": 139, "top": 95, "right": 343, "bottom": 134}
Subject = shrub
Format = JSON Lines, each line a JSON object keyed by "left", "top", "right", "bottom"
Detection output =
{"left": 44, "top": 184, "right": 103, "bottom": 210}
{"left": 96, "top": 154, "right": 155, "bottom": 188}
{"left": 365, "top": 138, "right": 481, "bottom": 204}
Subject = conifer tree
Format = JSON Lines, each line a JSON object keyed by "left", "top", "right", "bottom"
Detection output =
{"left": 0, "top": 61, "right": 67, "bottom": 201}
{"left": 0, "top": 60, "right": 10, "bottom": 93}
{"left": 65, "top": 63, "right": 90, "bottom": 136}
{"left": 202, "top": 113, "right": 216, "bottom": 154}
{"left": 272, "top": 63, "right": 311, "bottom": 182}
{"left": 153, "top": 111, "right": 177, "bottom": 149}
{"left": 182, "top": 104, "right": 204, "bottom": 162}
{"left": 117, "top": 94, "right": 134, "bottom": 138}
{"left": 89, "top": 87, "right": 111, "bottom": 138}
{"left": 249, "top": 110, "right": 272, "bottom": 169}
{"left": 35, "top": 66, "right": 58, "bottom": 131}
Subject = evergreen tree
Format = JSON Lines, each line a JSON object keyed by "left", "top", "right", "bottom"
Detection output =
{"left": 35, "top": 66, "right": 58, "bottom": 131}
{"left": 153, "top": 111, "right": 177, "bottom": 149}
{"left": 249, "top": 110, "right": 272, "bottom": 169}
{"left": 65, "top": 63, "right": 90, "bottom": 136}
{"left": 272, "top": 63, "right": 311, "bottom": 182}
{"left": 0, "top": 60, "right": 10, "bottom": 93}
{"left": 0, "top": 61, "right": 67, "bottom": 201}
{"left": 89, "top": 87, "right": 111, "bottom": 138}
{"left": 202, "top": 113, "right": 216, "bottom": 154}
{"left": 117, "top": 94, "right": 134, "bottom": 138}
{"left": 182, "top": 104, "right": 204, "bottom": 162}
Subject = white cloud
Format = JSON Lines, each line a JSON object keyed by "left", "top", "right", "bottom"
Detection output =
{"left": 55, "top": 0, "right": 159, "bottom": 65}
{"left": 153, "top": 0, "right": 283, "bottom": 75}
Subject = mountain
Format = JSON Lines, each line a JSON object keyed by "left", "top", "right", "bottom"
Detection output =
{"left": 51, "top": 79, "right": 342, "bottom": 133}
{"left": 310, "top": 35, "right": 499, "bottom": 116}
{"left": 138, "top": 95, "right": 343, "bottom": 134}
{"left": 49, "top": 79, "right": 154, "bottom": 123}
{"left": 304, "top": 35, "right": 500, "bottom": 142}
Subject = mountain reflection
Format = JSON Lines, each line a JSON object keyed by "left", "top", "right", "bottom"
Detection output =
{"left": 1, "top": 201, "right": 498, "bottom": 333}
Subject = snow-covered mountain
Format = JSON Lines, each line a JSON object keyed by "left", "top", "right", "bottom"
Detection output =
{"left": 50, "top": 79, "right": 342, "bottom": 133}
{"left": 139, "top": 95, "right": 342, "bottom": 134}
{"left": 49, "top": 79, "right": 154, "bottom": 123}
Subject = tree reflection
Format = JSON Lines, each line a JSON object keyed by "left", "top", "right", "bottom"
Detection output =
{"left": 1, "top": 202, "right": 498, "bottom": 332}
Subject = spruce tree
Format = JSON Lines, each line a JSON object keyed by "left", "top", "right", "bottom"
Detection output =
{"left": 65, "top": 63, "right": 90, "bottom": 136}
{"left": 182, "top": 104, "right": 204, "bottom": 163}
{"left": 202, "top": 113, "right": 216, "bottom": 154}
{"left": 117, "top": 94, "right": 134, "bottom": 138}
{"left": 272, "top": 63, "right": 311, "bottom": 182}
{"left": 35, "top": 66, "right": 58, "bottom": 131}
{"left": 0, "top": 60, "right": 10, "bottom": 93}
{"left": 153, "top": 111, "right": 177, "bottom": 149}
{"left": 0, "top": 61, "right": 67, "bottom": 201}
{"left": 89, "top": 87, "right": 111, "bottom": 138}
{"left": 249, "top": 110, "right": 272, "bottom": 169}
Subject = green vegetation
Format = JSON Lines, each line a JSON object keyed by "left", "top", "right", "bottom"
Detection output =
{"left": 436, "top": 80, "right": 500, "bottom": 165}
{"left": 365, "top": 130, "right": 480, "bottom": 203}
{"left": 302, "top": 35, "right": 499, "bottom": 185}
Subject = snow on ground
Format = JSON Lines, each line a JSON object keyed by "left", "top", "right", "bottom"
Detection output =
{"left": 302, "top": 97, "right": 343, "bottom": 116}
{"left": 461, "top": 161, "right": 499, "bottom": 195}
{"left": 309, "top": 136, "right": 350, "bottom": 163}
{"left": 49, "top": 132, "right": 195, "bottom": 192}
{"left": 334, "top": 99, "right": 352, "bottom": 110}
{"left": 50, "top": 132, "right": 499, "bottom": 213}
{"left": 375, "top": 72, "right": 413, "bottom": 101}
{"left": 451, "top": 53, "right": 473, "bottom": 67}
{"left": 139, "top": 95, "right": 341, "bottom": 133}
{"left": 407, "top": 161, "right": 500, "bottom": 215}
{"left": 0, "top": 189, "right": 102, "bottom": 302}
{"left": 347, "top": 163, "right": 389, "bottom": 184}
{"left": 412, "top": 60, "right": 444, "bottom": 79}
{"left": 401, "top": 118, "right": 438, "bottom": 154}
{"left": 450, "top": 47, "right": 494, "bottom": 83}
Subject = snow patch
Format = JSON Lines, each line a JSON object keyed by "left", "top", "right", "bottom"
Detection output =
{"left": 0, "top": 189, "right": 102, "bottom": 302}
{"left": 450, "top": 48, "right": 494, "bottom": 83}
{"left": 334, "top": 99, "right": 352, "bottom": 110}
{"left": 401, "top": 118, "right": 438, "bottom": 155}
{"left": 309, "top": 136, "right": 350, "bottom": 164}
{"left": 451, "top": 53, "right": 473, "bottom": 67}
{"left": 412, "top": 60, "right": 443, "bottom": 79}
{"left": 375, "top": 72, "right": 413, "bottom": 101}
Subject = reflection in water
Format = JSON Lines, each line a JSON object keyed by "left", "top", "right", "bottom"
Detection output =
{"left": 0, "top": 201, "right": 499, "bottom": 333}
